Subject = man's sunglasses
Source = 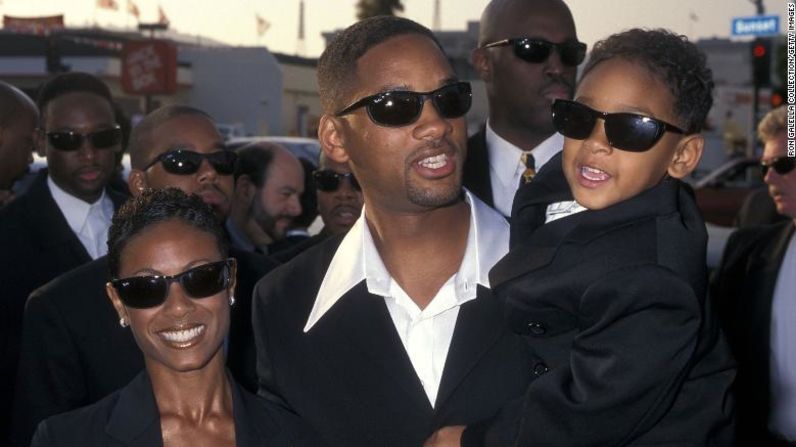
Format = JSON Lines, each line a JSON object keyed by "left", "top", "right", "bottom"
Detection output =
{"left": 481, "top": 37, "right": 587, "bottom": 67}
{"left": 110, "top": 259, "right": 235, "bottom": 309}
{"left": 143, "top": 149, "right": 238, "bottom": 176}
{"left": 552, "top": 99, "right": 686, "bottom": 152}
{"left": 335, "top": 82, "right": 472, "bottom": 127}
{"left": 313, "top": 169, "right": 361, "bottom": 192}
{"left": 761, "top": 157, "right": 796, "bottom": 176}
{"left": 46, "top": 126, "right": 122, "bottom": 151}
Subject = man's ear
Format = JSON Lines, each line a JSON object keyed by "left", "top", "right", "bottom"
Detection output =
{"left": 33, "top": 128, "right": 46, "bottom": 158}
{"left": 471, "top": 47, "right": 492, "bottom": 82}
{"left": 318, "top": 114, "right": 350, "bottom": 165}
{"left": 234, "top": 174, "right": 256, "bottom": 203}
{"left": 667, "top": 134, "right": 704, "bottom": 179}
{"left": 127, "top": 169, "right": 148, "bottom": 197}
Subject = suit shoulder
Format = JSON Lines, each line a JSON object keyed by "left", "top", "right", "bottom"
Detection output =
{"left": 32, "top": 389, "right": 121, "bottom": 446}
{"left": 27, "top": 258, "right": 109, "bottom": 313}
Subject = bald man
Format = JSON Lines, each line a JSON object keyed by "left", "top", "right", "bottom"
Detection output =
{"left": 227, "top": 142, "right": 304, "bottom": 254}
{"left": 464, "top": 0, "right": 584, "bottom": 217}
{"left": 0, "top": 81, "right": 37, "bottom": 207}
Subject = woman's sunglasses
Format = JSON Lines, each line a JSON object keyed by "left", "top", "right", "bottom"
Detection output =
{"left": 761, "top": 156, "right": 796, "bottom": 176}
{"left": 552, "top": 99, "right": 687, "bottom": 152}
{"left": 45, "top": 126, "right": 122, "bottom": 151}
{"left": 313, "top": 169, "right": 361, "bottom": 192}
{"left": 110, "top": 259, "right": 235, "bottom": 309}
{"left": 143, "top": 149, "right": 238, "bottom": 176}
{"left": 335, "top": 82, "right": 472, "bottom": 127}
{"left": 481, "top": 37, "right": 587, "bottom": 67}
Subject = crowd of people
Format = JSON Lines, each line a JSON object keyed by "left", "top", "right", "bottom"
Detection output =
{"left": 0, "top": 0, "right": 794, "bottom": 445}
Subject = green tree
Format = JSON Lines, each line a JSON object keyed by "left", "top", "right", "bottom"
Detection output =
{"left": 356, "top": 0, "right": 404, "bottom": 20}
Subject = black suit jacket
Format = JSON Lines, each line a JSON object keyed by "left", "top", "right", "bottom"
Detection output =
{"left": 11, "top": 248, "right": 277, "bottom": 447}
{"left": 712, "top": 220, "right": 795, "bottom": 445}
{"left": 30, "top": 370, "right": 317, "bottom": 447}
{"left": 253, "top": 236, "right": 532, "bottom": 446}
{"left": 478, "top": 155, "right": 736, "bottom": 446}
{"left": 463, "top": 129, "right": 494, "bottom": 209}
{"left": 0, "top": 171, "right": 127, "bottom": 443}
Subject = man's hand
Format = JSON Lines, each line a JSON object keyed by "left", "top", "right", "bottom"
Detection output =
{"left": 423, "top": 425, "right": 466, "bottom": 447}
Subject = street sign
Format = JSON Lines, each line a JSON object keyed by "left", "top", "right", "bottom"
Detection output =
{"left": 731, "top": 15, "right": 780, "bottom": 37}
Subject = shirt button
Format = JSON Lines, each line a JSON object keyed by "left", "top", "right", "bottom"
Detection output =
{"left": 533, "top": 362, "right": 549, "bottom": 376}
{"left": 527, "top": 321, "right": 546, "bottom": 335}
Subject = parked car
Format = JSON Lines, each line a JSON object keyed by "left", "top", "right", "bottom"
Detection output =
{"left": 226, "top": 136, "right": 321, "bottom": 164}
{"left": 688, "top": 157, "right": 763, "bottom": 227}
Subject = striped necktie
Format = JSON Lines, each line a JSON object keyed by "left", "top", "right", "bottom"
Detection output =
{"left": 520, "top": 152, "right": 536, "bottom": 185}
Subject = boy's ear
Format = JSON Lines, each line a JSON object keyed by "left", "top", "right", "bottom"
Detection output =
{"left": 318, "top": 114, "right": 350, "bottom": 165}
{"left": 667, "top": 134, "right": 704, "bottom": 179}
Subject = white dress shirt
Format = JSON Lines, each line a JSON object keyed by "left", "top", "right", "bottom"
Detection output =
{"left": 545, "top": 201, "right": 588, "bottom": 224}
{"left": 769, "top": 232, "right": 796, "bottom": 441}
{"left": 485, "top": 121, "right": 563, "bottom": 217}
{"left": 304, "top": 190, "right": 509, "bottom": 407}
{"left": 47, "top": 176, "right": 113, "bottom": 259}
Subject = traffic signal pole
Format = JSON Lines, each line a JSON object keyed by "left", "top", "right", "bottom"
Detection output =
{"left": 751, "top": 0, "right": 765, "bottom": 157}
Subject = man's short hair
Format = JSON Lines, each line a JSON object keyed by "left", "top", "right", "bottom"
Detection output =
{"left": 107, "top": 187, "right": 228, "bottom": 277}
{"left": 36, "top": 72, "right": 113, "bottom": 120}
{"left": 582, "top": 28, "right": 714, "bottom": 134}
{"left": 0, "top": 81, "right": 36, "bottom": 128}
{"left": 317, "top": 16, "right": 442, "bottom": 113}
{"left": 757, "top": 106, "right": 787, "bottom": 143}
{"left": 128, "top": 104, "right": 213, "bottom": 169}
{"left": 233, "top": 142, "right": 283, "bottom": 188}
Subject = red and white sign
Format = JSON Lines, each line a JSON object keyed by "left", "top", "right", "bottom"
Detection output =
{"left": 3, "top": 15, "right": 64, "bottom": 35}
{"left": 121, "top": 40, "right": 177, "bottom": 95}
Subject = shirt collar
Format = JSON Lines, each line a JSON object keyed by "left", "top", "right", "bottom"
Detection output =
{"left": 485, "top": 120, "right": 564, "bottom": 188}
{"left": 47, "top": 174, "right": 109, "bottom": 234}
{"left": 304, "top": 190, "right": 509, "bottom": 332}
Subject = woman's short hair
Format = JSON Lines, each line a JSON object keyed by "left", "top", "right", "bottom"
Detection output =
{"left": 107, "top": 188, "right": 229, "bottom": 277}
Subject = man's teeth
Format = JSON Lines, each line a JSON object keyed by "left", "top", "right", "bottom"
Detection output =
{"left": 419, "top": 153, "right": 448, "bottom": 169}
{"left": 160, "top": 325, "right": 205, "bottom": 343}
{"left": 581, "top": 165, "right": 610, "bottom": 181}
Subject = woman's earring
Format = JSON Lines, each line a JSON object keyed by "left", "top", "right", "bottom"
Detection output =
{"left": 229, "top": 294, "right": 235, "bottom": 306}
{"left": 119, "top": 317, "right": 128, "bottom": 328}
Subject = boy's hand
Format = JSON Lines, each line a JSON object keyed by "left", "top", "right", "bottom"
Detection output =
{"left": 423, "top": 425, "right": 466, "bottom": 447}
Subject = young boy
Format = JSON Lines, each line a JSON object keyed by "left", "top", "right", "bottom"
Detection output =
{"left": 425, "top": 29, "right": 736, "bottom": 447}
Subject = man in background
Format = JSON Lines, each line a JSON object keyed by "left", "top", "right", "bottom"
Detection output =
{"left": 465, "top": 0, "right": 583, "bottom": 217}
{"left": 0, "top": 81, "right": 37, "bottom": 207}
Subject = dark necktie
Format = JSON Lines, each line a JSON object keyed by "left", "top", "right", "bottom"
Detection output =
{"left": 520, "top": 152, "right": 536, "bottom": 186}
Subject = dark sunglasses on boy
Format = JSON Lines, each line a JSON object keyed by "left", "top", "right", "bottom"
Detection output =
{"left": 552, "top": 99, "right": 687, "bottom": 152}
{"left": 480, "top": 37, "right": 587, "bottom": 67}
{"left": 143, "top": 149, "right": 238, "bottom": 176}
{"left": 761, "top": 156, "right": 796, "bottom": 177}
{"left": 45, "top": 125, "right": 122, "bottom": 152}
{"left": 111, "top": 259, "right": 235, "bottom": 309}
{"left": 336, "top": 82, "right": 472, "bottom": 127}
{"left": 313, "top": 169, "right": 361, "bottom": 193}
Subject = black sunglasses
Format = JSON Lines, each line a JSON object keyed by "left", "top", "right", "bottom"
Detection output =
{"left": 336, "top": 82, "right": 472, "bottom": 127}
{"left": 313, "top": 169, "right": 361, "bottom": 193}
{"left": 111, "top": 259, "right": 235, "bottom": 309}
{"left": 143, "top": 149, "right": 237, "bottom": 176}
{"left": 481, "top": 37, "right": 587, "bottom": 67}
{"left": 761, "top": 157, "right": 796, "bottom": 176}
{"left": 46, "top": 126, "right": 122, "bottom": 151}
{"left": 552, "top": 99, "right": 686, "bottom": 152}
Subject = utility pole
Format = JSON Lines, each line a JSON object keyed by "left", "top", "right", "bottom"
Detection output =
{"left": 296, "top": 0, "right": 306, "bottom": 56}
{"left": 432, "top": 0, "right": 441, "bottom": 31}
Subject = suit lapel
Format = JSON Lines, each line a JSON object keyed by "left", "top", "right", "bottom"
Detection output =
{"left": 435, "top": 286, "right": 504, "bottom": 409}
{"left": 464, "top": 129, "right": 494, "bottom": 208}
{"left": 105, "top": 372, "right": 163, "bottom": 446}
{"left": 23, "top": 172, "right": 91, "bottom": 262}
{"left": 311, "top": 282, "right": 433, "bottom": 413}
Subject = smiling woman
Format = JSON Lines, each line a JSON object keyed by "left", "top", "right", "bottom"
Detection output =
{"left": 29, "top": 188, "right": 319, "bottom": 447}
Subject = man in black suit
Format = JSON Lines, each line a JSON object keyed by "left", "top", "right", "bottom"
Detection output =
{"left": 465, "top": 0, "right": 583, "bottom": 216}
{"left": 252, "top": 16, "right": 531, "bottom": 447}
{"left": 0, "top": 81, "right": 37, "bottom": 208}
{"left": 226, "top": 142, "right": 305, "bottom": 255}
{"left": 713, "top": 105, "right": 796, "bottom": 445}
{"left": 0, "top": 72, "right": 128, "bottom": 443}
{"left": 11, "top": 105, "right": 277, "bottom": 447}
